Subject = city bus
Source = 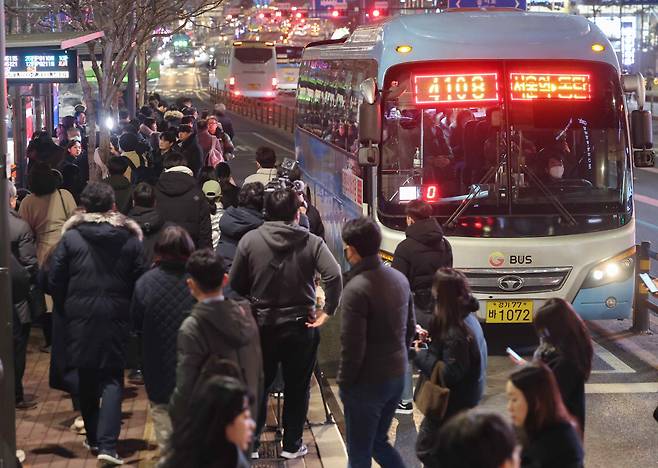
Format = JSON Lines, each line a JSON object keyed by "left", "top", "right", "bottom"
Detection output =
{"left": 295, "top": 8, "right": 652, "bottom": 323}
{"left": 275, "top": 45, "right": 303, "bottom": 92}
{"left": 212, "top": 40, "right": 278, "bottom": 98}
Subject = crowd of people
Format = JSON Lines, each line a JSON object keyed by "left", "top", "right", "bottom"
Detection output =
{"left": 6, "top": 95, "right": 601, "bottom": 468}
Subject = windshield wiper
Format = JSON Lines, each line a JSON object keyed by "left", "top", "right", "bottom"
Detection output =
{"left": 443, "top": 158, "right": 505, "bottom": 229}
{"left": 522, "top": 165, "right": 578, "bottom": 226}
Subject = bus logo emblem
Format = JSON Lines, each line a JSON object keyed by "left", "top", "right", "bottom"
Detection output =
{"left": 497, "top": 275, "right": 524, "bottom": 292}
{"left": 489, "top": 251, "right": 505, "bottom": 267}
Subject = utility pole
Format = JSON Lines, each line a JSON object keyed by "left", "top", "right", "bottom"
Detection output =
{"left": 0, "top": 0, "right": 18, "bottom": 466}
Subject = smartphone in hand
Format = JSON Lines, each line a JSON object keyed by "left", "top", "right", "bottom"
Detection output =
{"left": 506, "top": 347, "right": 527, "bottom": 365}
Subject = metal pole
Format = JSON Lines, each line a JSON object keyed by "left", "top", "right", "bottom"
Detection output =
{"left": 0, "top": 0, "right": 18, "bottom": 464}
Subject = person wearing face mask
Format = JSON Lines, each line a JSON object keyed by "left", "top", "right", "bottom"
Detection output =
{"left": 506, "top": 363, "right": 584, "bottom": 468}
{"left": 546, "top": 157, "right": 565, "bottom": 181}
{"left": 162, "top": 375, "right": 255, "bottom": 468}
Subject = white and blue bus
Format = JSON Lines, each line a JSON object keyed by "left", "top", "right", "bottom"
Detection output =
{"left": 276, "top": 45, "right": 303, "bottom": 92}
{"left": 212, "top": 41, "right": 278, "bottom": 98}
{"left": 295, "top": 8, "right": 652, "bottom": 323}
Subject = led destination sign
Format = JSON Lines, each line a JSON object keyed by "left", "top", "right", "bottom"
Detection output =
{"left": 413, "top": 73, "right": 500, "bottom": 105}
{"left": 5, "top": 49, "right": 78, "bottom": 83}
{"left": 510, "top": 73, "right": 591, "bottom": 101}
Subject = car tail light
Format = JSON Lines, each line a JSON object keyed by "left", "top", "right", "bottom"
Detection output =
{"left": 272, "top": 77, "right": 278, "bottom": 89}
{"left": 229, "top": 76, "right": 235, "bottom": 87}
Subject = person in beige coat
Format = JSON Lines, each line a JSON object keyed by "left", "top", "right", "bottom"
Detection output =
{"left": 18, "top": 162, "right": 77, "bottom": 351}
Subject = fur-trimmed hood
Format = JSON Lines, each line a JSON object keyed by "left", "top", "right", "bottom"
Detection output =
{"left": 63, "top": 211, "right": 143, "bottom": 242}
{"left": 164, "top": 110, "right": 184, "bottom": 121}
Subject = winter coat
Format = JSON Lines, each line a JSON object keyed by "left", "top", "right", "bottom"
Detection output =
{"left": 216, "top": 206, "right": 264, "bottom": 270}
{"left": 131, "top": 261, "right": 195, "bottom": 404}
{"left": 414, "top": 320, "right": 484, "bottom": 420}
{"left": 121, "top": 150, "right": 144, "bottom": 183}
{"left": 103, "top": 174, "right": 133, "bottom": 215}
{"left": 220, "top": 182, "right": 239, "bottom": 209}
{"left": 9, "top": 210, "right": 38, "bottom": 324}
{"left": 534, "top": 345, "right": 587, "bottom": 431}
{"left": 19, "top": 189, "right": 77, "bottom": 266}
{"left": 229, "top": 221, "right": 342, "bottom": 324}
{"left": 177, "top": 134, "right": 204, "bottom": 176}
{"left": 197, "top": 129, "right": 223, "bottom": 161}
{"left": 128, "top": 206, "right": 166, "bottom": 267}
{"left": 338, "top": 255, "right": 415, "bottom": 387}
{"left": 155, "top": 168, "right": 212, "bottom": 249}
{"left": 214, "top": 113, "right": 235, "bottom": 140}
{"left": 243, "top": 167, "right": 278, "bottom": 186}
{"left": 48, "top": 211, "right": 146, "bottom": 369}
{"left": 392, "top": 218, "right": 452, "bottom": 327}
{"left": 521, "top": 421, "right": 584, "bottom": 468}
{"left": 170, "top": 299, "right": 264, "bottom": 426}
{"left": 10, "top": 253, "right": 30, "bottom": 306}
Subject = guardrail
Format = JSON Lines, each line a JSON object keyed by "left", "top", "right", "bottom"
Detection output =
{"left": 208, "top": 86, "right": 297, "bottom": 135}
{"left": 634, "top": 241, "right": 658, "bottom": 334}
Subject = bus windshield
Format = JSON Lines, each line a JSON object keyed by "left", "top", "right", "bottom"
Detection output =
{"left": 380, "top": 60, "right": 631, "bottom": 236}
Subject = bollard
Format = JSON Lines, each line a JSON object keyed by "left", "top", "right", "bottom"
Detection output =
{"left": 632, "top": 241, "right": 652, "bottom": 333}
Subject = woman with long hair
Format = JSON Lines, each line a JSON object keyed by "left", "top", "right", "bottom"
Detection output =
{"left": 532, "top": 298, "right": 593, "bottom": 431}
{"left": 414, "top": 268, "right": 487, "bottom": 467}
{"left": 161, "top": 376, "right": 255, "bottom": 468}
{"left": 130, "top": 226, "right": 196, "bottom": 451}
{"left": 507, "top": 363, "right": 584, "bottom": 468}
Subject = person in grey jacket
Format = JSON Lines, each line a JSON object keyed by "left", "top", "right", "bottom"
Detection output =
{"left": 229, "top": 188, "right": 342, "bottom": 460}
{"left": 338, "top": 217, "right": 415, "bottom": 468}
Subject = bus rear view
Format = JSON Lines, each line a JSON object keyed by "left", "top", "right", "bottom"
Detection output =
{"left": 229, "top": 41, "right": 277, "bottom": 98}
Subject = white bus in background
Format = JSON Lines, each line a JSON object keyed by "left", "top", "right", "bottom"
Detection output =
{"left": 295, "top": 7, "right": 653, "bottom": 325}
{"left": 212, "top": 41, "right": 278, "bottom": 98}
{"left": 275, "top": 45, "right": 303, "bottom": 92}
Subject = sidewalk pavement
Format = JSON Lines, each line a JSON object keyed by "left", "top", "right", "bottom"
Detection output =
{"left": 15, "top": 329, "right": 347, "bottom": 467}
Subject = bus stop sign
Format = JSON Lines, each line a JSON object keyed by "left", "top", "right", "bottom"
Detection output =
{"left": 448, "top": 0, "right": 527, "bottom": 9}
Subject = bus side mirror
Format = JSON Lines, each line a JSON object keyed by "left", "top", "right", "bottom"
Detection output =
{"left": 357, "top": 94, "right": 381, "bottom": 166}
{"left": 630, "top": 109, "right": 655, "bottom": 167}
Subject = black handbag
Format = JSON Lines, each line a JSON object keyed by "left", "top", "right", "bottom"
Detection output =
{"left": 27, "top": 284, "right": 47, "bottom": 322}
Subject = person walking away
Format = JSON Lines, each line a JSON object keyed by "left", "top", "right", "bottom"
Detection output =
{"left": 435, "top": 409, "right": 521, "bottom": 468}
{"left": 177, "top": 124, "right": 204, "bottom": 177}
{"left": 213, "top": 103, "right": 235, "bottom": 141}
{"left": 103, "top": 156, "right": 133, "bottom": 215}
{"left": 507, "top": 363, "right": 584, "bottom": 468}
{"left": 243, "top": 147, "right": 278, "bottom": 186}
{"left": 509, "top": 298, "right": 592, "bottom": 433}
{"left": 216, "top": 182, "right": 264, "bottom": 272}
{"left": 118, "top": 132, "right": 146, "bottom": 183}
{"left": 48, "top": 182, "right": 146, "bottom": 465}
{"left": 229, "top": 188, "right": 342, "bottom": 459}
{"left": 155, "top": 152, "right": 212, "bottom": 248}
{"left": 413, "top": 268, "right": 486, "bottom": 468}
{"left": 162, "top": 376, "right": 254, "bottom": 468}
{"left": 170, "top": 249, "right": 263, "bottom": 428}
{"left": 128, "top": 182, "right": 166, "bottom": 267}
{"left": 202, "top": 179, "right": 224, "bottom": 249}
{"left": 216, "top": 162, "right": 240, "bottom": 209}
{"left": 392, "top": 199, "right": 453, "bottom": 413}
{"left": 19, "top": 163, "right": 77, "bottom": 351}
{"left": 8, "top": 181, "right": 39, "bottom": 409}
{"left": 338, "top": 217, "right": 414, "bottom": 468}
{"left": 130, "top": 226, "right": 196, "bottom": 451}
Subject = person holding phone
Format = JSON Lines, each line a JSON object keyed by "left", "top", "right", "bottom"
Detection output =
{"left": 413, "top": 268, "right": 487, "bottom": 468}
{"left": 506, "top": 363, "right": 584, "bottom": 468}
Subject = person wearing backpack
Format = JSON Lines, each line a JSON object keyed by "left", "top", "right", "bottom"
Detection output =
{"left": 391, "top": 199, "right": 453, "bottom": 414}
{"left": 197, "top": 119, "right": 224, "bottom": 168}
{"left": 118, "top": 132, "right": 147, "bottom": 183}
{"left": 169, "top": 249, "right": 263, "bottom": 431}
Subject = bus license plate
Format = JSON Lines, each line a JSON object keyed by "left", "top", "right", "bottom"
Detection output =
{"left": 486, "top": 300, "right": 533, "bottom": 323}
{"left": 248, "top": 83, "right": 260, "bottom": 89}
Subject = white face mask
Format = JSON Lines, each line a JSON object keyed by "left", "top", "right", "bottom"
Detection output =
{"left": 549, "top": 165, "right": 564, "bottom": 179}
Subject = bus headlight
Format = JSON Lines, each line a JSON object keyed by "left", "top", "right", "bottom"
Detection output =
{"left": 379, "top": 250, "right": 394, "bottom": 267}
{"left": 582, "top": 248, "right": 635, "bottom": 289}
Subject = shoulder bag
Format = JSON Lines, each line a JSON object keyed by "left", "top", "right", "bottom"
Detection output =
{"left": 415, "top": 360, "right": 450, "bottom": 420}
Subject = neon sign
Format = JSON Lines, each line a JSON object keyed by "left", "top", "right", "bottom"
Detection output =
{"left": 413, "top": 73, "right": 499, "bottom": 105}
{"left": 422, "top": 184, "right": 440, "bottom": 202}
{"left": 510, "top": 73, "right": 591, "bottom": 101}
{"left": 5, "top": 49, "right": 77, "bottom": 83}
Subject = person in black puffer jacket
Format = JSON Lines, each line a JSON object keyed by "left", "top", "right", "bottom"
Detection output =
{"left": 129, "top": 182, "right": 166, "bottom": 267}
{"left": 130, "top": 225, "right": 196, "bottom": 451}
{"left": 392, "top": 199, "right": 453, "bottom": 413}
{"left": 216, "top": 182, "right": 264, "bottom": 271}
{"left": 48, "top": 182, "right": 146, "bottom": 464}
{"left": 155, "top": 152, "right": 212, "bottom": 249}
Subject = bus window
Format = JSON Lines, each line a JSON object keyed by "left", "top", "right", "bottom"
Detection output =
{"left": 234, "top": 48, "right": 273, "bottom": 64}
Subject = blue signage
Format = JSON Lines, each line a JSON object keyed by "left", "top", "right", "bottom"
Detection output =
{"left": 448, "top": 0, "right": 527, "bottom": 9}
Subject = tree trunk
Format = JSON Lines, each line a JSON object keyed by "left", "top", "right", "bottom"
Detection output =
{"left": 78, "top": 62, "right": 100, "bottom": 181}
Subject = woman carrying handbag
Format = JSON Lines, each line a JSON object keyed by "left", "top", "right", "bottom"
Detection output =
{"left": 413, "top": 268, "right": 488, "bottom": 468}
